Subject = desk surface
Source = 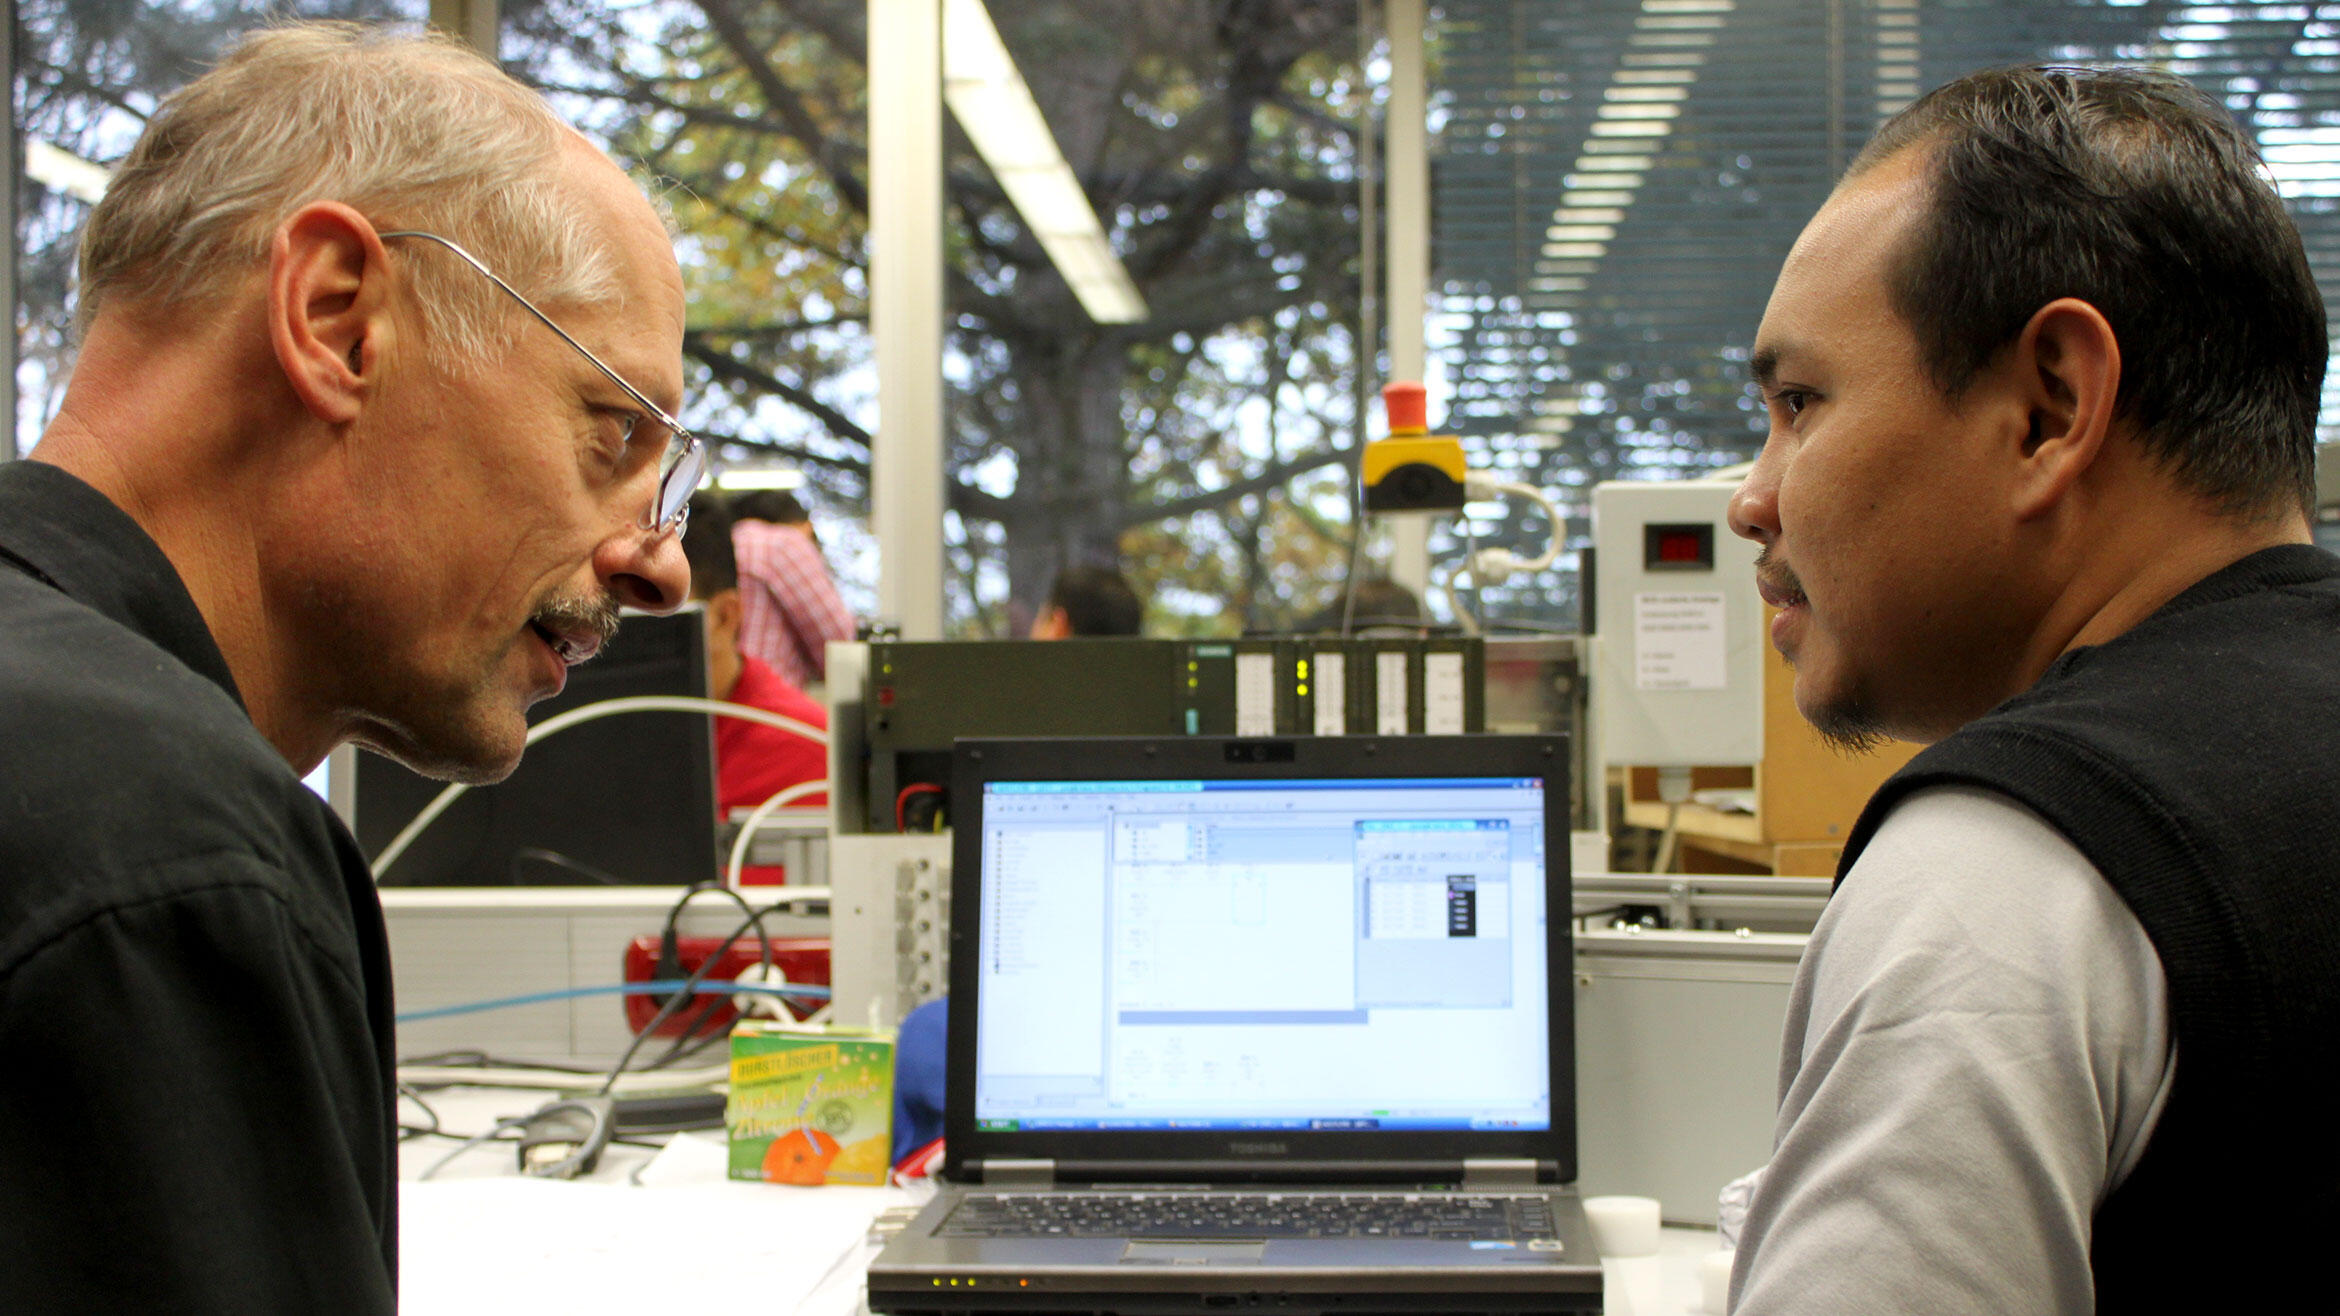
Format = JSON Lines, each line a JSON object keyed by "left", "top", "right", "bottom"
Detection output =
{"left": 400, "top": 1088, "right": 1725, "bottom": 1315}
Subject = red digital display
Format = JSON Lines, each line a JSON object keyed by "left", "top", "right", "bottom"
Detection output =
{"left": 1643, "top": 522, "right": 1715, "bottom": 571}
{"left": 1655, "top": 531, "right": 1705, "bottom": 563}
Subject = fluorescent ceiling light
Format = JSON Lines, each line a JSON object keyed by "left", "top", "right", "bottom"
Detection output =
{"left": 942, "top": 0, "right": 1147, "bottom": 324}
{"left": 715, "top": 467, "right": 805, "bottom": 491}
{"left": 26, "top": 140, "right": 110, "bottom": 205}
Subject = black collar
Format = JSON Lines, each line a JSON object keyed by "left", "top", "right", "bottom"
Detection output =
{"left": 2151, "top": 541, "right": 2340, "bottom": 619}
{"left": 0, "top": 458, "right": 244, "bottom": 709}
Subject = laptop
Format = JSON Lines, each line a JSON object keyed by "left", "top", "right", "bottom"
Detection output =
{"left": 866, "top": 734, "right": 1600, "bottom": 1315}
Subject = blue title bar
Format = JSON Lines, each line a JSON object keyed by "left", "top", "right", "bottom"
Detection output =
{"left": 990, "top": 781, "right": 1201, "bottom": 794}
{"left": 990, "top": 777, "right": 1539, "bottom": 795}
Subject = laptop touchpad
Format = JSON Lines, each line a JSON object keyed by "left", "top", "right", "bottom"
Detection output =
{"left": 1120, "top": 1241, "right": 1267, "bottom": 1264}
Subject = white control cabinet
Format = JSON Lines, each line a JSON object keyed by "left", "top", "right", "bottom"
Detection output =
{"left": 1590, "top": 479, "right": 1765, "bottom": 768}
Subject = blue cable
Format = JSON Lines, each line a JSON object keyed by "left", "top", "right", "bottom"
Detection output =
{"left": 396, "top": 978, "right": 833, "bottom": 1024}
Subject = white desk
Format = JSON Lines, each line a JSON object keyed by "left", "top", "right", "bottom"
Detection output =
{"left": 400, "top": 1088, "right": 1725, "bottom": 1315}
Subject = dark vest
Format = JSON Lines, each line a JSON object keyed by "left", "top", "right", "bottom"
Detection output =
{"left": 1833, "top": 544, "right": 2340, "bottom": 1311}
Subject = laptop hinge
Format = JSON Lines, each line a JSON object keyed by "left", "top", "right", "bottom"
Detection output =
{"left": 980, "top": 1158, "right": 1056, "bottom": 1187}
{"left": 1461, "top": 1158, "right": 1542, "bottom": 1190}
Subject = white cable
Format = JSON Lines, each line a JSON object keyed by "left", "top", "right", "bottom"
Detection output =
{"left": 732, "top": 962, "right": 794, "bottom": 1019}
{"left": 1462, "top": 477, "right": 1569, "bottom": 586}
{"left": 1437, "top": 512, "right": 1485, "bottom": 635}
{"left": 1488, "top": 479, "right": 1568, "bottom": 572}
{"left": 1441, "top": 568, "right": 1482, "bottom": 636}
{"left": 725, "top": 780, "right": 832, "bottom": 889}
{"left": 370, "top": 695, "right": 829, "bottom": 880}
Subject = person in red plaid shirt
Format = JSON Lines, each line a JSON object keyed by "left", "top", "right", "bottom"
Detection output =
{"left": 684, "top": 495, "right": 828, "bottom": 884}
{"left": 728, "top": 489, "right": 856, "bottom": 689}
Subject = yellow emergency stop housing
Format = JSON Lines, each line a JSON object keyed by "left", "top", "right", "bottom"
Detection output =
{"left": 1362, "top": 435, "right": 1469, "bottom": 513}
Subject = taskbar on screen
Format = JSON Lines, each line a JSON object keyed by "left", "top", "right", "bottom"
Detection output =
{"left": 973, "top": 1115, "right": 1545, "bottom": 1133}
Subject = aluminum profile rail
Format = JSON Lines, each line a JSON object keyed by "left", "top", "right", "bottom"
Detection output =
{"left": 1572, "top": 871, "right": 1831, "bottom": 935}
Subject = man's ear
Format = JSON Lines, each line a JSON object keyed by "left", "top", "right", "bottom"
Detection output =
{"left": 708, "top": 587, "right": 744, "bottom": 648}
{"left": 267, "top": 202, "right": 393, "bottom": 426}
{"left": 2008, "top": 296, "right": 2122, "bottom": 522}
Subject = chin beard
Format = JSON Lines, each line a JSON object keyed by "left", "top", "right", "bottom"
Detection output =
{"left": 1807, "top": 699, "right": 1891, "bottom": 757}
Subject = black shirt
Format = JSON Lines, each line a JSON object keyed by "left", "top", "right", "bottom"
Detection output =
{"left": 0, "top": 459, "right": 396, "bottom": 1310}
{"left": 1837, "top": 544, "right": 2340, "bottom": 1313}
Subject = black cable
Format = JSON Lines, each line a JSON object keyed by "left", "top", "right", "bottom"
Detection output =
{"left": 508, "top": 847, "right": 625, "bottom": 885}
{"left": 398, "top": 1048, "right": 607, "bottom": 1075}
{"left": 631, "top": 985, "right": 738, "bottom": 1075}
{"left": 513, "top": 1097, "right": 616, "bottom": 1178}
{"left": 630, "top": 883, "right": 775, "bottom": 1051}
{"left": 646, "top": 1026, "right": 734, "bottom": 1071}
{"left": 419, "top": 1119, "right": 533, "bottom": 1179}
{"left": 401, "top": 1125, "right": 510, "bottom": 1143}
{"left": 643, "top": 886, "right": 826, "bottom": 1069}
{"left": 625, "top": 884, "right": 777, "bottom": 1072}
{"left": 659, "top": 881, "right": 775, "bottom": 972}
{"left": 397, "top": 1083, "right": 441, "bottom": 1142}
{"left": 598, "top": 907, "right": 768, "bottom": 1096}
{"left": 648, "top": 994, "right": 736, "bottom": 1068}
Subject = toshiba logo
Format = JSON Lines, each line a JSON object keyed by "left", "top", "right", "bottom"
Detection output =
{"left": 1227, "top": 1141, "right": 1287, "bottom": 1155}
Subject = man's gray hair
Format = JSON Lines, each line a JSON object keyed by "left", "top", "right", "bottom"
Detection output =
{"left": 78, "top": 22, "right": 616, "bottom": 358}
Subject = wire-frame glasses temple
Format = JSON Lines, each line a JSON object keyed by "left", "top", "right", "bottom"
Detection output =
{"left": 377, "top": 229, "right": 703, "bottom": 534}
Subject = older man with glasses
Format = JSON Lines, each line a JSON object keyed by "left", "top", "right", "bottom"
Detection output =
{"left": 0, "top": 24, "right": 692, "bottom": 1309}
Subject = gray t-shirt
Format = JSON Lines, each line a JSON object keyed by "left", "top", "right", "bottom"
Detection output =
{"left": 1730, "top": 786, "right": 2175, "bottom": 1315}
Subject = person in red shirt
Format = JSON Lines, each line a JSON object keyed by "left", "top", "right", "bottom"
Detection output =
{"left": 728, "top": 488, "right": 856, "bottom": 689}
{"left": 681, "top": 493, "right": 828, "bottom": 821}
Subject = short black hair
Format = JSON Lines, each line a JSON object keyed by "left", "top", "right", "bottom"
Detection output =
{"left": 729, "top": 488, "right": 810, "bottom": 525}
{"left": 1853, "top": 65, "right": 2325, "bottom": 517}
{"left": 680, "top": 490, "right": 738, "bottom": 599}
{"left": 1047, "top": 564, "right": 1144, "bottom": 637}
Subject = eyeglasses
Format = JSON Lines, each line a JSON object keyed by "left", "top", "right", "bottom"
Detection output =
{"left": 379, "top": 229, "right": 705, "bottom": 536}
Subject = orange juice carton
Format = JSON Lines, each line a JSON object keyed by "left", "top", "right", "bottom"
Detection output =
{"left": 725, "top": 1021, "right": 896, "bottom": 1186}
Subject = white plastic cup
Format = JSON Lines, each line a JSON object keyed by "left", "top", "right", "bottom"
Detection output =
{"left": 1600, "top": 1254, "right": 1664, "bottom": 1316}
{"left": 1582, "top": 1194, "right": 1663, "bottom": 1258}
{"left": 1700, "top": 1248, "right": 1735, "bottom": 1315}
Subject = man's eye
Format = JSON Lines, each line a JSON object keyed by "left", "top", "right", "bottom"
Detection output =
{"left": 1772, "top": 389, "right": 1812, "bottom": 418}
{"left": 593, "top": 408, "right": 643, "bottom": 454}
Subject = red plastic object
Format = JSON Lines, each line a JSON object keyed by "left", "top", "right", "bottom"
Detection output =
{"left": 894, "top": 1137, "right": 947, "bottom": 1181}
{"left": 621, "top": 935, "right": 832, "bottom": 1035}
{"left": 1381, "top": 380, "right": 1428, "bottom": 433}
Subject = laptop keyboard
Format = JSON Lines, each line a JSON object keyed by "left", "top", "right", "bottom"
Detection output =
{"left": 939, "top": 1192, "right": 1558, "bottom": 1242}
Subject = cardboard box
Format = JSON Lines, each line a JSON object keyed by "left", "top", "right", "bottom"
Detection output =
{"left": 726, "top": 1021, "right": 896, "bottom": 1186}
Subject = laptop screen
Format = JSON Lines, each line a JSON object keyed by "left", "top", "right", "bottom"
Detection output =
{"left": 970, "top": 772, "right": 1551, "bottom": 1134}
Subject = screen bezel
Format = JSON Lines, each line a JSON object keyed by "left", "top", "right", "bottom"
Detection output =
{"left": 944, "top": 733, "right": 1573, "bottom": 1181}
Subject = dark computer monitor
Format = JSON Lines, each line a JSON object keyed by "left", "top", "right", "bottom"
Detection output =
{"left": 358, "top": 606, "right": 721, "bottom": 886}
